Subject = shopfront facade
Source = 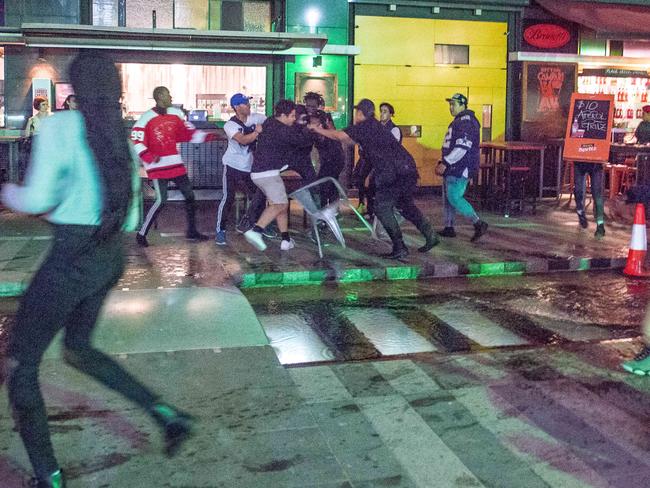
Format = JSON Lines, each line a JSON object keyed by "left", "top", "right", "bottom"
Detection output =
{"left": 4, "top": 1, "right": 650, "bottom": 191}
{"left": 0, "top": 0, "right": 343, "bottom": 187}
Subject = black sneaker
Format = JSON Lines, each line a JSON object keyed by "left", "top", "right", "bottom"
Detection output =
{"left": 150, "top": 403, "right": 194, "bottom": 457}
{"left": 381, "top": 246, "right": 409, "bottom": 260}
{"left": 577, "top": 212, "right": 588, "bottom": 229}
{"left": 236, "top": 216, "right": 252, "bottom": 234}
{"left": 136, "top": 233, "right": 149, "bottom": 247}
{"left": 29, "top": 469, "right": 66, "bottom": 488}
{"left": 439, "top": 226, "right": 457, "bottom": 238}
{"left": 185, "top": 230, "right": 209, "bottom": 241}
{"left": 594, "top": 224, "right": 605, "bottom": 239}
{"left": 470, "top": 220, "right": 488, "bottom": 242}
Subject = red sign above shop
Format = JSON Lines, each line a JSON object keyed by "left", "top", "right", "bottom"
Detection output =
{"left": 521, "top": 19, "right": 578, "bottom": 54}
{"left": 524, "top": 24, "right": 570, "bottom": 49}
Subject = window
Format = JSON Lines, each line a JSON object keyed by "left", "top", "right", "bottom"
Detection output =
{"left": 118, "top": 63, "right": 266, "bottom": 120}
{"left": 92, "top": 0, "right": 271, "bottom": 31}
{"left": 93, "top": 0, "right": 118, "bottom": 26}
{"left": 434, "top": 44, "right": 469, "bottom": 65}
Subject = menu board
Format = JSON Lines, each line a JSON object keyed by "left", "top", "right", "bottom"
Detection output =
{"left": 563, "top": 93, "right": 614, "bottom": 162}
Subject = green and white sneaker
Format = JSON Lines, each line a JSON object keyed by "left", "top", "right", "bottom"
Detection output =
{"left": 622, "top": 346, "right": 650, "bottom": 376}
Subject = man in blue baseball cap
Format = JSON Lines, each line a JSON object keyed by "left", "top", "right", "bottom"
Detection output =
{"left": 230, "top": 92, "right": 252, "bottom": 108}
{"left": 215, "top": 92, "right": 268, "bottom": 246}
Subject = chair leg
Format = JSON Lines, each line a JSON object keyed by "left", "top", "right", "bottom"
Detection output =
{"left": 313, "top": 220, "right": 324, "bottom": 259}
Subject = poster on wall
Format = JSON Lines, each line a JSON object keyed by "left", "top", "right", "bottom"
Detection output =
{"left": 294, "top": 73, "right": 338, "bottom": 111}
{"left": 55, "top": 83, "right": 75, "bottom": 110}
{"left": 523, "top": 62, "right": 576, "bottom": 122}
{"left": 31, "top": 78, "right": 52, "bottom": 114}
{"left": 563, "top": 93, "right": 614, "bottom": 162}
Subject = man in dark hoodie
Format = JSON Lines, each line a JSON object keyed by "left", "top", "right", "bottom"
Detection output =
{"left": 438, "top": 93, "right": 488, "bottom": 242}
{"left": 310, "top": 98, "right": 438, "bottom": 259}
{"left": 244, "top": 99, "right": 314, "bottom": 252}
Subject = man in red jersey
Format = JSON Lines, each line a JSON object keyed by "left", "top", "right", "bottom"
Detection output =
{"left": 131, "top": 86, "right": 215, "bottom": 247}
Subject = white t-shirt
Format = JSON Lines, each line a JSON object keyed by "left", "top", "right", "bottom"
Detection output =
{"left": 222, "top": 113, "right": 267, "bottom": 172}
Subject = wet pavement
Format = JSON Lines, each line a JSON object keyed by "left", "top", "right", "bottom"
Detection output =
{"left": 0, "top": 196, "right": 636, "bottom": 296}
{"left": 244, "top": 271, "right": 647, "bottom": 365}
{"left": 2, "top": 199, "right": 650, "bottom": 486}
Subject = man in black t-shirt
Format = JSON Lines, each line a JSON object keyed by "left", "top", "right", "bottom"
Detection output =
{"left": 635, "top": 105, "right": 650, "bottom": 144}
{"left": 309, "top": 98, "right": 438, "bottom": 259}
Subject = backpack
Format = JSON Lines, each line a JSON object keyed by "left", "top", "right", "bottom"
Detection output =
{"left": 230, "top": 116, "right": 257, "bottom": 153}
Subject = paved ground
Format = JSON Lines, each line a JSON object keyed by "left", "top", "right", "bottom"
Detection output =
{"left": 0, "top": 195, "right": 636, "bottom": 295}
{"left": 244, "top": 272, "right": 647, "bottom": 365}
{"left": 1, "top": 197, "right": 650, "bottom": 487}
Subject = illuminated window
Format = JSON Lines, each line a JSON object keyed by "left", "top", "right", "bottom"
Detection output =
{"left": 93, "top": 1, "right": 270, "bottom": 31}
{"left": 435, "top": 44, "right": 470, "bottom": 65}
{"left": 93, "top": 0, "right": 118, "bottom": 26}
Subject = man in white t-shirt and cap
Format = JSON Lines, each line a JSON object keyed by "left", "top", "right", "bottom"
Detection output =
{"left": 215, "top": 93, "right": 267, "bottom": 245}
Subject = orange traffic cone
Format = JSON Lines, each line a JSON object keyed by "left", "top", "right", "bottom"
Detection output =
{"left": 623, "top": 204, "right": 650, "bottom": 277}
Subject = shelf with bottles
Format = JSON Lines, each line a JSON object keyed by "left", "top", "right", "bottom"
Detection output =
{"left": 578, "top": 75, "right": 650, "bottom": 127}
{"left": 577, "top": 75, "right": 649, "bottom": 102}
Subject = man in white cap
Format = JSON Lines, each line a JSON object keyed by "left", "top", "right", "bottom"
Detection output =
{"left": 438, "top": 92, "right": 488, "bottom": 242}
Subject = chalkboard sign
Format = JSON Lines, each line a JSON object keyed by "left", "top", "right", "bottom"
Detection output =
{"left": 569, "top": 98, "right": 610, "bottom": 140}
{"left": 563, "top": 93, "right": 614, "bottom": 163}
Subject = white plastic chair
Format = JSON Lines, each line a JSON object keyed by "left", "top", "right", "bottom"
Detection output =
{"left": 288, "top": 177, "right": 374, "bottom": 258}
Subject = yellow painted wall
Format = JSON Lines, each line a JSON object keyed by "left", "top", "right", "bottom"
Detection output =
{"left": 354, "top": 16, "right": 508, "bottom": 186}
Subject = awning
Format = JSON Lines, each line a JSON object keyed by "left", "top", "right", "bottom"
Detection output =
{"left": 0, "top": 23, "right": 339, "bottom": 56}
{"left": 537, "top": 0, "right": 650, "bottom": 39}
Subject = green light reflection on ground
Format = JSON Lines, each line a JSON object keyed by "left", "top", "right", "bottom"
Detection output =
{"left": 386, "top": 266, "right": 420, "bottom": 280}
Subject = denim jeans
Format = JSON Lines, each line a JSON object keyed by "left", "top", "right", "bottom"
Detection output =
{"left": 573, "top": 162, "right": 605, "bottom": 224}
{"left": 443, "top": 175, "right": 479, "bottom": 227}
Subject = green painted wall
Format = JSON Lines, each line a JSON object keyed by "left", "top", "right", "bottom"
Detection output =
{"left": 284, "top": 0, "right": 351, "bottom": 128}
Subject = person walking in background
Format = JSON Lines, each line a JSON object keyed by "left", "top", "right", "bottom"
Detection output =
{"left": 574, "top": 161, "right": 606, "bottom": 238}
{"left": 1, "top": 52, "right": 192, "bottom": 488}
{"left": 379, "top": 102, "right": 402, "bottom": 143}
{"left": 214, "top": 93, "right": 266, "bottom": 246}
{"left": 310, "top": 98, "right": 439, "bottom": 259}
{"left": 244, "top": 99, "right": 314, "bottom": 252}
{"left": 25, "top": 96, "right": 50, "bottom": 137}
{"left": 131, "top": 86, "right": 215, "bottom": 247}
{"left": 438, "top": 93, "right": 488, "bottom": 242}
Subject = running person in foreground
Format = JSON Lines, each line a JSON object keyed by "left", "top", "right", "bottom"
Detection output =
{"left": 1, "top": 52, "right": 193, "bottom": 488}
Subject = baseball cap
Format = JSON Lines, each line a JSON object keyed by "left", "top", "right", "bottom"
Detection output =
{"left": 230, "top": 93, "right": 252, "bottom": 108}
{"left": 445, "top": 93, "right": 468, "bottom": 105}
{"left": 643, "top": 105, "right": 650, "bottom": 113}
{"left": 354, "top": 98, "right": 375, "bottom": 117}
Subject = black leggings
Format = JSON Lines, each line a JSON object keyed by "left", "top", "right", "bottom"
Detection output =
{"left": 5, "top": 225, "right": 158, "bottom": 479}
{"left": 138, "top": 174, "right": 197, "bottom": 236}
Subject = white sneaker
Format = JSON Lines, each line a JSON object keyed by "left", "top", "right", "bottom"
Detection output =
{"left": 280, "top": 238, "right": 295, "bottom": 251}
{"left": 244, "top": 229, "right": 267, "bottom": 251}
